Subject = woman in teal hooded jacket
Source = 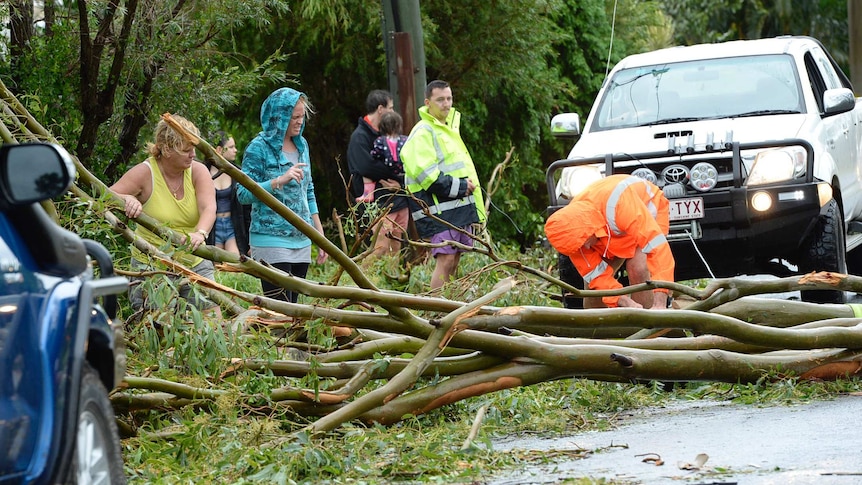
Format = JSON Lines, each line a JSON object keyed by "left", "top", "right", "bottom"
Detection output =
{"left": 237, "top": 88, "right": 328, "bottom": 303}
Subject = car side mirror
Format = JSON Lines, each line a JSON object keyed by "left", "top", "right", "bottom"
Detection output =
{"left": 0, "top": 143, "right": 76, "bottom": 205}
{"left": 823, "top": 87, "right": 856, "bottom": 116}
{"left": 551, "top": 113, "right": 581, "bottom": 138}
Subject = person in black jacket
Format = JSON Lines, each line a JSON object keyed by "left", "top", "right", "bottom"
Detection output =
{"left": 347, "top": 90, "right": 409, "bottom": 257}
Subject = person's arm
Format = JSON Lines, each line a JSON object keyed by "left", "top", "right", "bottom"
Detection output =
{"left": 236, "top": 146, "right": 269, "bottom": 205}
{"left": 369, "top": 137, "right": 387, "bottom": 164}
{"left": 109, "top": 162, "right": 151, "bottom": 218}
{"left": 568, "top": 248, "right": 626, "bottom": 308}
{"left": 347, "top": 133, "right": 392, "bottom": 195}
{"left": 312, "top": 212, "right": 328, "bottom": 264}
{"left": 426, "top": 170, "right": 467, "bottom": 200}
{"left": 616, "top": 193, "right": 675, "bottom": 305}
{"left": 642, "top": 232, "right": 674, "bottom": 293}
{"left": 191, "top": 161, "right": 216, "bottom": 249}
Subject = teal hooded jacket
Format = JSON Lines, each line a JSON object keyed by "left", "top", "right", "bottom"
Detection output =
{"left": 237, "top": 88, "right": 320, "bottom": 249}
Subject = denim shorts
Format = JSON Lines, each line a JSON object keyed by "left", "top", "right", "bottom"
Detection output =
{"left": 214, "top": 216, "right": 236, "bottom": 245}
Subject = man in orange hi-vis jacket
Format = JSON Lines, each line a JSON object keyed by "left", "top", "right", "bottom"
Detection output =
{"left": 545, "top": 174, "right": 675, "bottom": 309}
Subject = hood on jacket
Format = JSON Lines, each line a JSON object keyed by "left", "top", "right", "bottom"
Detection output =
{"left": 259, "top": 87, "right": 309, "bottom": 155}
{"left": 545, "top": 201, "right": 607, "bottom": 256}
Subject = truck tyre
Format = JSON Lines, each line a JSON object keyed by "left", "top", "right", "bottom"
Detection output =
{"left": 558, "top": 254, "right": 584, "bottom": 309}
{"left": 847, "top": 247, "right": 862, "bottom": 281}
{"left": 69, "top": 363, "right": 126, "bottom": 484}
{"left": 798, "top": 198, "right": 847, "bottom": 304}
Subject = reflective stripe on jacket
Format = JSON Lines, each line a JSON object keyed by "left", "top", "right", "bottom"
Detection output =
{"left": 544, "top": 174, "right": 674, "bottom": 307}
{"left": 400, "top": 106, "right": 486, "bottom": 238}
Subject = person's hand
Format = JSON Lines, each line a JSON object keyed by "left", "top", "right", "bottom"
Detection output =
{"left": 379, "top": 178, "right": 401, "bottom": 191}
{"left": 616, "top": 295, "right": 643, "bottom": 309}
{"left": 274, "top": 163, "right": 307, "bottom": 189}
{"left": 316, "top": 249, "right": 328, "bottom": 264}
{"left": 122, "top": 194, "right": 143, "bottom": 218}
{"left": 187, "top": 230, "right": 207, "bottom": 250}
{"left": 466, "top": 178, "right": 476, "bottom": 195}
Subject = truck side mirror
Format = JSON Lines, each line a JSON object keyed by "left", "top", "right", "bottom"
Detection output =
{"left": 823, "top": 87, "right": 856, "bottom": 116}
{"left": 551, "top": 113, "right": 581, "bottom": 138}
{"left": 0, "top": 143, "right": 76, "bottom": 205}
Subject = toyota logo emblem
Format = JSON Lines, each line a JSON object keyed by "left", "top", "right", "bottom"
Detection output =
{"left": 661, "top": 164, "right": 690, "bottom": 185}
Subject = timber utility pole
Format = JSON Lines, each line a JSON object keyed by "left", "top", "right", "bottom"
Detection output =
{"left": 381, "top": 0, "right": 426, "bottom": 130}
{"left": 850, "top": 0, "right": 862, "bottom": 94}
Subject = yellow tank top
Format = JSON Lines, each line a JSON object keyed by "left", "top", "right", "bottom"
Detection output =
{"left": 131, "top": 159, "right": 203, "bottom": 268}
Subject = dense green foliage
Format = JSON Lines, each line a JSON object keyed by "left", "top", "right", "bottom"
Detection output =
{"left": 2, "top": 0, "right": 292, "bottom": 181}
{"left": 1, "top": 0, "right": 672, "bottom": 248}
{"left": 661, "top": 0, "right": 850, "bottom": 69}
{"left": 2, "top": 1, "right": 854, "bottom": 248}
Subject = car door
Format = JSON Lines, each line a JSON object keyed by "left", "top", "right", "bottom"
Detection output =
{"left": 806, "top": 47, "right": 858, "bottom": 216}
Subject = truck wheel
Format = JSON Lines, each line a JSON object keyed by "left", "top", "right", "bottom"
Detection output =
{"left": 69, "top": 363, "right": 126, "bottom": 484}
{"left": 798, "top": 198, "right": 847, "bottom": 304}
{"left": 847, "top": 247, "right": 862, "bottom": 277}
{"left": 558, "top": 254, "right": 585, "bottom": 309}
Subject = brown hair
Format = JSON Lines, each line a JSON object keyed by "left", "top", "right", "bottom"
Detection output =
{"left": 378, "top": 111, "right": 404, "bottom": 136}
{"left": 425, "top": 80, "right": 450, "bottom": 99}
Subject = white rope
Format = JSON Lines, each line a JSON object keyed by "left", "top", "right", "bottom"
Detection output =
{"left": 686, "top": 230, "right": 716, "bottom": 279}
{"left": 605, "top": 0, "right": 619, "bottom": 77}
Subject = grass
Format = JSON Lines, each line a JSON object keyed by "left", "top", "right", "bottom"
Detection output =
{"left": 115, "top": 241, "right": 862, "bottom": 484}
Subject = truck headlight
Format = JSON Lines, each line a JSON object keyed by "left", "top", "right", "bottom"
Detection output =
{"left": 745, "top": 147, "right": 806, "bottom": 186}
{"left": 751, "top": 191, "right": 773, "bottom": 211}
{"left": 690, "top": 162, "right": 718, "bottom": 192}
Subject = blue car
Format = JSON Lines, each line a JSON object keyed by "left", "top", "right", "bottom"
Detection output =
{"left": 0, "top": 143, "right": 127, "bottom": 484}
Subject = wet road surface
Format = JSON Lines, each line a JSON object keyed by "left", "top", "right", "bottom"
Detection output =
{"left": 491, "top": 393, "right": 862, "bottom": 484}
{"left": 488, "top": 279, "right": 862, "bottom": 484}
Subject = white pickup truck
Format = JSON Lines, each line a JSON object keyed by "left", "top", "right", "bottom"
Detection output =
{"left": 547, "top": 36, "right": 862, "bottom": 305}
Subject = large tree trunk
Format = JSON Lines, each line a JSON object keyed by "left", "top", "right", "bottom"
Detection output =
{"left": 108, "top": 58, "right": 159, "bottom": 180}
{"left": 8, "top": 0, "right": 33, "bottom": 89}
{"left": 75, "top": 0, "right": 138, "bottom": 169}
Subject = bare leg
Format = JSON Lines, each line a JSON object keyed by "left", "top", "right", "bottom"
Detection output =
{"left": 431, "top": 253, "right": 461, "bottom": 290}
{"left": 224, "top": 237, "right": 240, "bottom": 256}
{"left": 372, "top": 215, "right": 406, "bottom": 257}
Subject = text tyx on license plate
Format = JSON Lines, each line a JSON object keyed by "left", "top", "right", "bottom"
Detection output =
{"left": 669, "top": 197, "right": 704, "bottom": 221}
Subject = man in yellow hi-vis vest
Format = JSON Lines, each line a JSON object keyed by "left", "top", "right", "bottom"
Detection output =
{"left": 401, "top": 80, "right": 486, "bottom": 290}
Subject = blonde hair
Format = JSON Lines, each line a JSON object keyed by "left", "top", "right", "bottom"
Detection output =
{"left": 147, "top": 115, "right": 200, "bottom": 159}
{"left": 298, "top": 95, "right": 316, "bottom": 118}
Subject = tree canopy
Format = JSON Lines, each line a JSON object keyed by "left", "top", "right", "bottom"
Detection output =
{"left": 1, "top": 1, "right": 850, "bottom": 247}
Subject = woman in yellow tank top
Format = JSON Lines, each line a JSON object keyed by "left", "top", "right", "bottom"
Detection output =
{"left": 110, "top": 115, "right": 217, "bottom": 313}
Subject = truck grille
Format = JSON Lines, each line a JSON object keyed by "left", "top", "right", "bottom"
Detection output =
{"left": 612, "top": 155, "right": 737, "bottom": 197}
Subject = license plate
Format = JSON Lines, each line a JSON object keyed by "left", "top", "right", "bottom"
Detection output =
{"left": 669, "top": 197, "right": 704, "bottom": 221}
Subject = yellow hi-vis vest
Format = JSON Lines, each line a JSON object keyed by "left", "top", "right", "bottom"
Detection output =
{"left": 401, "top": 107, "right": 486, "bottom": 237}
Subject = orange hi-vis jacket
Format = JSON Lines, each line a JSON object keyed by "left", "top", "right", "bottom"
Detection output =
{"left": 545, "top": 174, "right": 674, "bottom": 307}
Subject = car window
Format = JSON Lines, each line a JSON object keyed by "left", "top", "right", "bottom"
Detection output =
{"left": 811, "top": 46, "right": 842, "bottom": 90}
{"left": 591, "top": 54, "right": 804, "bottom": 131}
{"left": 0, "top": 234, "right": 27, "bottom": 348}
